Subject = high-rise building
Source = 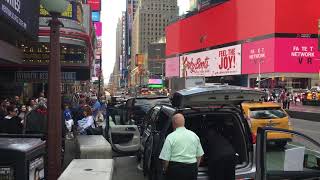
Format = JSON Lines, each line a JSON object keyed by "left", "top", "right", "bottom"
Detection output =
{"left": 114, "top": 13, "right": 127, "bottom": 90}
{"left": 130, "top": 0, "right": 179, "bottom": 86}
{"left": 124, "top": 0, "right": 139, "bottom": 89}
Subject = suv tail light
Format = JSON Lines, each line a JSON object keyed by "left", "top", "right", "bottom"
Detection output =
{"left": 252, "top": 133, "right": 257, "bottom": 144}
{"left": 246, "top": 117, "right": 252, "bottom": 128}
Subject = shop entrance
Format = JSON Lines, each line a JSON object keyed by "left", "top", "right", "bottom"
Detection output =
{"left": 249, "top": 77, "right": 311, "bottom": 89}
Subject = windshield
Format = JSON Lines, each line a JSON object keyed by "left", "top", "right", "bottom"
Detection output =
{"left": 249, "top": 107, "right": 287, "bottom": 119}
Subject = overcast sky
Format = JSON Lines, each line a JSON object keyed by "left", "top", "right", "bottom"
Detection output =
{"left": 101, "top": 0, "right": 189, "bottom": 84}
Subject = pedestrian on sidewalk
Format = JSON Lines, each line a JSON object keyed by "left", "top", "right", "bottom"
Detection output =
{"left": 159, "top": 113, "right": 204, "bottom": 180}
{"left": 18, "top": 105, "right": 28, "bottom": 124}
{"left": 280, "top": 90, "right": 287, "bottom": 109}
{"left": 286, "top": 92, "right": 291, "bottom": 110}
{"left": 77, "top": 106, "right": 95, "bottom": 135}
{"left": 0, "top": 105, "right": 23, "bottom": 134}
{"left": 63, "top": 103, "right": 74, "bottom": 139}
{"left": 91, "top": 96, "right": 101, "bottom": 118}
{"left": 27, "top": 98, "right": 37, "bottom": 112}
{"left": 0, "top": 100, "right": 7, "bottom": 120}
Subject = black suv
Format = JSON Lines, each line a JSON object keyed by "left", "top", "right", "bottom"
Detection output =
{"left": 134, "top": 85, "right": 320, "bottom": 180}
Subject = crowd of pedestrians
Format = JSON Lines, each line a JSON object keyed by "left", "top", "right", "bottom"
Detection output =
{"left": 262, "top": 88, "right": 300, "bottom": 110}
{"left": 0, "top": 92, "right": 109, "bottom": 139}
{"left": 0, "top": 95, "right": 37, "bottom": 134}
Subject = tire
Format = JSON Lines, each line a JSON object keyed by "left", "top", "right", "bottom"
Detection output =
{"left": 276, "top": 141, "right": 287, "bottom": 148}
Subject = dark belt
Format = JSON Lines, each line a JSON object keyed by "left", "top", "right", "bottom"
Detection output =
{"left": 166, "top": 161, "right": 198, "bottom": 180}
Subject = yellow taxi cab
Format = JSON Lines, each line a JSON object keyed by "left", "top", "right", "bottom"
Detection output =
{"left": 242, "top": 102, "right": 293, "bottom": 147}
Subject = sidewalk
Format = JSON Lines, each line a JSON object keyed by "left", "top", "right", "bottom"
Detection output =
{"left": 286, "top": 103, "right": 320, "bottom": 114}
{"left": 284, "top": 103, "right": 320, "bottom": 122}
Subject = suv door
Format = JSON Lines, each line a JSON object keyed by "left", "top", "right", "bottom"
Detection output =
{"left": 108, "top": 123, "right": 141, "bottom": 153}
{"left": 108, "top": 104, "right": 141, "bottom": 153}
{"left": 256, "top": 127, "right": 320, "bottom": 180}
{"left": 141, "top": 106, "right": 161, "bottom": 174}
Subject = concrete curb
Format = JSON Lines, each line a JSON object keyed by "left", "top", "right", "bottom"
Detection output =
{"left": 287, "top": 110, "right": 320, "bottom": 122}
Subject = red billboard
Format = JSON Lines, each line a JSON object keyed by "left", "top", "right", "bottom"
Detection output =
{"left": 94, "top": 22, "right": 102, "bottom": 37}
{"left": 242, "top": 38, "right": 320, "bottom": 74}
{"left": 87, "top": 0, "right": 101, "bottom": 11}
{"left": 275, "top": 38, "right": 320, "bottom": 73}
{"left": 166, "top": 0, "right": 320, "bottom": 56}
{"left": 242, "top": 38, "right": 276, "bottom": 74}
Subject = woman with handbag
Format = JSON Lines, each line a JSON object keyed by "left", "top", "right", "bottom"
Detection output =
{"left": 77, "top": 106, "right": 95, "bottom": 135}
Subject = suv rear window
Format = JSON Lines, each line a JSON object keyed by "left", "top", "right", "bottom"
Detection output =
{"left": 249, "top": 107, "right": 287, "bottom": 119}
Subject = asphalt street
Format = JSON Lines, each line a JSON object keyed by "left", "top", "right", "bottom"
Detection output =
{"left": 291, "top": 118, "right": 320, "bottom": 143}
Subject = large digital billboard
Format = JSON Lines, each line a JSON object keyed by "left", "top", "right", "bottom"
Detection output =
{"left": 0, "top": 0, "right": 40, "bottom": 39}
{"left": 40, "top": 2, "right": 83, "bottom": 23}
{"left": 87, "top": 0, "right": 101, "bottom": 11}
{"left": 165, "top": 57, "right": 180, "bottom": 78}
{"left": 242, "top": 38, "right": 320, "bottom": 74}
{"left": 180, "top": 44, "right": 242, "bottom": 77}
{"left": 92, "top": 11, "right": 100, "bottom": 22}
{"left": 94, "top": 22, "right": 102, "bottom": 37}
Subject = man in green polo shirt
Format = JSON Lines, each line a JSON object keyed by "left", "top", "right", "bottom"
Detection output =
{"left": 159, "top": 113, "right": 204, "bottom": 180}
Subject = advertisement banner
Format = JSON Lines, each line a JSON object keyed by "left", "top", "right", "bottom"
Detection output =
{"left": 29, "top": 156, "right": 45, "bottom": 180}
{"left": 40, "top": 2, "right": 83, "bottom": 23}
{"left": 87, "top": 0, "right": 101, "bottom": 11}
{"left": 92, "top": 11, "right": 100, "bottom": 22}
{"left": 242, "top": 38, "right": 276, "bottom": 74}
{"left": 180, "top": 44, "right": 242, "bottom": 77}
{"left": 15, "top": 71, "right": 76, "bottom": 83}
{"left": 275, "top": 38, "right": 320, "bottom": 73}
{"left": 94, "top": 22, "right": 102, "bottom": 37}
{"left": 165, "top": 57, "right": 180, "bottom": 77}
{"left": 94, "top": 64, "right": 101, "bottom": 77}
{"left": 0, "top": 0, "right": 40, "bottom": 38}
{"left": 135, "top": 54, "right": 144, "bottom": 65}
{"left": 24, "top": 52, "right": 85, "bottom": 64}
{"left": 148, "top": 79, "right": 163, "bottom": 85}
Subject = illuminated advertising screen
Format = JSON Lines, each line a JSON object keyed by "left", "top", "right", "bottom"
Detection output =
{"left": 40, "top": 2, "right": 83, "bottom": 22}
{"left": 94, "top": 22, "right": 102, "bottom": 37}
{"left": 92, "top": 11, "right": 100, "bottom": 22}
{"left": 148, "top": 84, "right": 163, "bottom": 88}
{"left": 148, "top": 79, "right": 163, "bottom": 85}
{"left": 180, "top": 44, "right": 242, "bottom": 77}
{"left": 29, "top": 156, "right": 45, "bottom": 180}
{"left": 87, "top": 0, "right": 101, "bottom": 11}
{"left": 0, "top": 166, "right": 14, "bottom": 179}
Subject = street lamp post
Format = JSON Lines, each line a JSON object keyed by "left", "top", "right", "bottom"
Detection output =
{"left": 256, "top": 59, "right": 263, "bottom": 89}
{"left": 41, "top": 0, "right": 69, "bottom": 179}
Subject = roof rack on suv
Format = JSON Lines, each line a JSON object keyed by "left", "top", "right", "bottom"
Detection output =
{"left": 172, "top": 84, "right": 266, "bottom": 108}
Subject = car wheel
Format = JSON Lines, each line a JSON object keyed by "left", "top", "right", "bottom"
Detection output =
{"left": 276, "top": 141, "right": 287, "bottom": 148}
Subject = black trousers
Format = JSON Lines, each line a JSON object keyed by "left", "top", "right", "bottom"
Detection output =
{"left": 208, "top": 155, "right": 235, "bottom": 180}
{"left": 165, "top": 161, "right": 198, "bottom": 180}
